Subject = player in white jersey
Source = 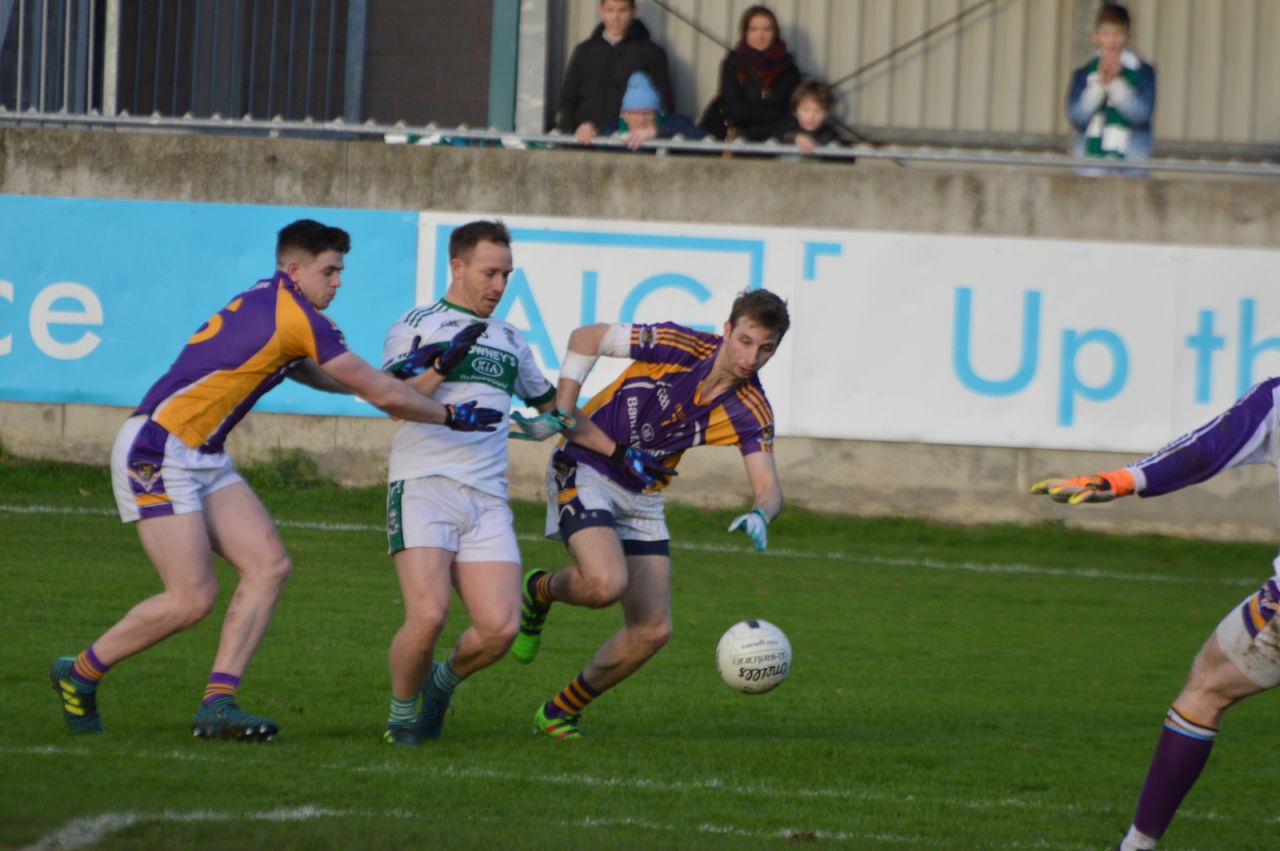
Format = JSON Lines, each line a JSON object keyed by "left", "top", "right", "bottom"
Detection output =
{"left": 377, "top": 220, "right": 604, "bottom": 746}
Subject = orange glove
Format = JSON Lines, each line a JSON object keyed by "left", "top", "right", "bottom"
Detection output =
{"left": 1029, "top": 469, "right": 1136, "bottom": 505}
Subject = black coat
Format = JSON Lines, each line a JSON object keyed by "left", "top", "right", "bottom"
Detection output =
{"left": 713, "top": 51, "right": 801, "bottom": 142}
{"left": 555, "top": 20, "right": 674, "bottom": 133}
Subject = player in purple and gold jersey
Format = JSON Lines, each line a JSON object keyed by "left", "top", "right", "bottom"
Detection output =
{"left": 1031, "top": 378, "right": 1280, "bottom": 849}
{"left": 512, "top": 289, "right": 789, "bottom": 739}
{"left": 50, "top": 219, "right": 502, "bottom": 742}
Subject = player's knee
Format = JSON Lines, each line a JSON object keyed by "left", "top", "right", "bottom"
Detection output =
{"left": 579, "top": 573, "right": 627, "bottom": 608}
{"left": 263, "top": 551, "right": 293, "bottom": 587}
{"left": 405, "top": 609, "right": 448, "bottom": 646}
{"left": 485, "top": 618, "right": 520, "bottom": 652}
{"left": 171, "top": 583, "right": 218, "bottom": 627}
{"left": 632, "top": 620, "right": 672, "bottom": 656}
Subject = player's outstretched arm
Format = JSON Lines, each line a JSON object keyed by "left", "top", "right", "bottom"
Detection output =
{"left": 553, "top": 323, "right": 630, "bottom": 413}
{"left": 728, "top": 451, "right": 783, "bottom": 552}
{"left": 319, "top": 351, "right": 502, "bottom": 430}
{"left": 1029, "top": 469, "right": 1136, "bottom": 505}
{"left": 290, "top": 358, "right": 351, "bottom": 394}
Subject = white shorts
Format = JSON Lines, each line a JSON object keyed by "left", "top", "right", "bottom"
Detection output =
{"left": 111, "top": 415, "right": 242, "bottom": 523}
{"left": 387, "top": 475, "right": 520, "bottom": 563}
{"left": 544, "top": 455, "right": 670, "bottom": 556}
{"left": 1214, "top": 577, "right": 1280, "bottom": 688}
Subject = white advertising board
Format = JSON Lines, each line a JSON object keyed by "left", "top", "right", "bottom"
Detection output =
{"left": 418, "top": 213, "right": 1280, "bottom": 454}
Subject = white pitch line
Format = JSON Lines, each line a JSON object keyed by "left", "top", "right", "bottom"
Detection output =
{"left": 22, "top": 802, "right": 1088, "bottom": 851}
{"left": 0, "top": 502, "right": 1262, "bottom": 588}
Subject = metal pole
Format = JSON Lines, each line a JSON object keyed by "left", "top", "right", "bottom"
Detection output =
{"left": 486, "top": 0, "right": 519, "bottom": 131}
{"left": 15, "top": 0, "right": 24, "bottom": 111}
{"left": 99, "top": 0, "right": 121, "bottom": 114}
{"left": 342, "top": 0, "right": 366, "bottom": 122}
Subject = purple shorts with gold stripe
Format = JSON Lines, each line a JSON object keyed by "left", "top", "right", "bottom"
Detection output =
{"left": 110, "top": 415, "right": 243, "bottom": 523}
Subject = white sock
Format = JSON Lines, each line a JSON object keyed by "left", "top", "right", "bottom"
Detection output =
{"left": 1119, "top": 825, "right": 1158, "bottom": 851}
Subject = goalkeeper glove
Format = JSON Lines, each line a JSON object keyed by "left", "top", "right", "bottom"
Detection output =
{"left": 611, "top": 444, "right": 676, "bottom": 490}
{"left": 444, "top": 400, "right": 503, "bottom": 432}
{"left": 1029, "top": 469, "right": 1136, "bottom": 505}
{"left": 728, "top": 507, "right": 769, "bottom": 551}
{"left": 509, "top": 407, "right": 576, "bottom": 441}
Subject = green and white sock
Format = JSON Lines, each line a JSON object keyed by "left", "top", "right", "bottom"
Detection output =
{"left": 387, "top": 694, "right": 416, "bottom": 727}
{"left": 429, "top": 661, "right": 464, "bottom": 696}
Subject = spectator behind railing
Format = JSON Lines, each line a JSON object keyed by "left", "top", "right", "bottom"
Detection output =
{"left": 774, "top": 80, "right": 854, "bottom": 157}
{"left": 699, "top": 5, "right": 801, "bottom": 143}
{"left": 1065, "top": 3, "right": 1156, "bottom": 172}
{"left": 590, "top": 71, "right": 706, "bottom": 151}
{"left": 556, "top": 0, "right": 675, "bottom": 146}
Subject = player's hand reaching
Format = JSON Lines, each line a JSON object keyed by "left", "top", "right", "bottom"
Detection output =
{"left": 728, "top": 507, "right": 769, "bottom": 551}
{"left": 611, "top": 444, "right": 677, "bottom": 490}
{"left": 1029, "top": 469, "right": 1136, "bottom": 505}
{"left": 434, "top": 321, "right": 486, "bottom": 375}
{"left": 385, "top": 322, "right": 485, "bottom": 380}
{"left": 444, "top": 400, "right": 503, "bottom": 432}
{"left": 509, "top": 407, "right": 576, "bottom": 441}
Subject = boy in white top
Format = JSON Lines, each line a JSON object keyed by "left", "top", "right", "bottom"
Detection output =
{"left": 378, "top": 220, "right": 605, "bottom": 746}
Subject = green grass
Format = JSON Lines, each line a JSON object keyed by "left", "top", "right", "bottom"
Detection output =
{"left": 2, "top": 453, "right": 1279, "bottom": 849}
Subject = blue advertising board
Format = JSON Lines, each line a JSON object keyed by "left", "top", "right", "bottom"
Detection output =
{"left": 0, "top": 195, "right": 417, "bottom": 416}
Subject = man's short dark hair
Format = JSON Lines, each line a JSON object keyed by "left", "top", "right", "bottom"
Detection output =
{"left": 448, "top": 220, "right": 513, "bottom": 261}
{"left": 728, "top": 289, "right": 790, "bottom": 340}
{"left": 276, "top": 219, "right": 350, "bottom": 261}
{"left": 1096, "top": 3, "right": 1130, "bottom": 31}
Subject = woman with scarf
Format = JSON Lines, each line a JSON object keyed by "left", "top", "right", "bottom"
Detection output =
{"left": 702, "top": 5, "right": 801, "bottom": 143}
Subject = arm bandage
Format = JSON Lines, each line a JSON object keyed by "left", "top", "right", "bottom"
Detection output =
{"left": 560, "top": 324, "right": 631, "bottom": 384}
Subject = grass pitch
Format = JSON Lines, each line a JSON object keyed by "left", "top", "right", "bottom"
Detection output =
{"left": 2, "top": 452, "right": 1279, "bottom": 849}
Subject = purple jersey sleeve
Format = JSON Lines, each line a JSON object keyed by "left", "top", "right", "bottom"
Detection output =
{"left": 1134, "top": 378, "right": 1280, "bottom": 497}
{"left": 629, "top": 322, "right": 721, "bottom": 367}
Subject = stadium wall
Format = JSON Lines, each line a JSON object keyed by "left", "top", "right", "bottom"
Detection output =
{"left": 3, "top": 126, "right": 1280, "bottom": 543}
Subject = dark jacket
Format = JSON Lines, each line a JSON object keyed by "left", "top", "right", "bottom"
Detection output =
{"left": 556, "top": 20, "right": 674, "bottom": 133}
{"left": 709, "top": 51, "right": 801, "bottom": 142}
{"left": 774, "top": 117, "right": 853, "bottom": 150}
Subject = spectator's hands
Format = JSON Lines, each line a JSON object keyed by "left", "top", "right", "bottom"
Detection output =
{"left": 795, "top": 133, "right": 817, "bottom": 154}
{"left": 574, "top": 122, "right": 599, "bottom": 144}
{"left": 1098, "top": 51, "right": 1122, "bottom": 83}
{"left": 611, "top": 444, "right": 677, "bottom": 489}
{"left": 444, "top": 400, "right": 503, "bottom": 432}
{"left": 728, "top": 507, "right": 769, "bottom": 552}
{"left": 624, "top": 125, "right": 658, "bottom": 150}
{"left": 509, "top": 407, "right": 576, "bottom": 441}
{"left": 1029, "top": 469, "right": 1135, "bottom": 505}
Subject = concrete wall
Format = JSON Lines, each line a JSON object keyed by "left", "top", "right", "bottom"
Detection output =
{"left": 3, "top": 126, "right": 1279, "bottom": 543}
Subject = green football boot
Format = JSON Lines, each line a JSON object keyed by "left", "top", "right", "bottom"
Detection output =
{"left": 191, "top": 699, "right": 278, "bottom": 741}
{"left": 533, "top": 702, "right": 581, "bottom": 740}
{"left": 50, "top": 656, "right": 103, "bottom": 733}
{"left": 511, "top": 569, "right": 551, "bottom": 664}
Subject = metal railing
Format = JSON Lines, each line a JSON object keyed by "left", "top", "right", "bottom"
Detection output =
{"left": 0, "top": 0, "right": 366, "bottom": 120}
{"left": 2, "top": 108, "right": 1278, "bottom": 179}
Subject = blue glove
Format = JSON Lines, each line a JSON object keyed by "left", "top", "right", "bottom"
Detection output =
{"left": 611, "top": 444, "right": 677, "bottom": 489}
{"left": 444, "top": 400, "right": 503, "bottom": 432}
{"left": 385, "top": 322, "right": 485, "bottom": 380}
{"left": 728, "top": 508, "right": 769, "bottom": 552}
{"left": 434, "top": 321, "right": 486, "bottom": 375}
{"left": 509, "top": 407, "right": 576, "bottom": 441}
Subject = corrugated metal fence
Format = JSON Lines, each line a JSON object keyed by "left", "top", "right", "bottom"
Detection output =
{"left": 554, "top": 0, "right": 1280, "bottom": 154}
{"left": 0, "top": 0, "right": 365, "bottom": 119}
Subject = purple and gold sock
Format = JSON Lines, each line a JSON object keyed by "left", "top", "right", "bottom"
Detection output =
{"left": 547, "top": 673, "right": 599, "bottom": 719}
{"left": 71, "top": 645, "right": 109, "bottom": 691}
{"left": 531, "top": 572, "right": 554, "bottom": 607}
{"left": 1131, "top": 705, "right": 1218, "bottom": 841}
{"left": 202, "top": 672, "right": 240, "bottom": 706}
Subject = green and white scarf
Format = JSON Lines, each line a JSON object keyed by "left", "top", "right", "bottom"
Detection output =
{"left": 1084, "top": 50, "right": 1141, "bottom": 160}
